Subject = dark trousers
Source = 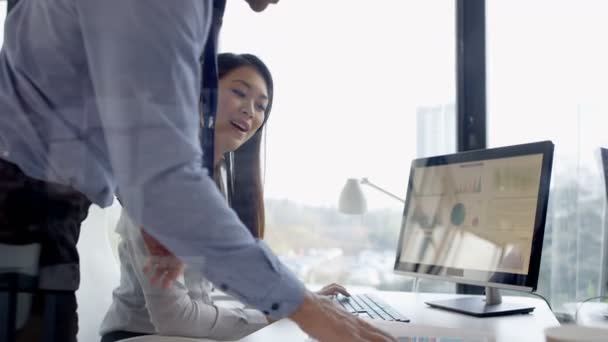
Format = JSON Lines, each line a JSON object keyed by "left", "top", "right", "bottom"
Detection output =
{"left": 0, "top": 158, "right": 92, "bottom": 342}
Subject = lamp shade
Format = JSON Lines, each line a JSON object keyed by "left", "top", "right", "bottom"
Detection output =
{"left": 338, "top": 178, "right": 367, "bottom": 214}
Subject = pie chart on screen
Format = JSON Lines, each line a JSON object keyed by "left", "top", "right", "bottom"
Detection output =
{"left": 451, "top": 203, "right": 466, "bottom": 226}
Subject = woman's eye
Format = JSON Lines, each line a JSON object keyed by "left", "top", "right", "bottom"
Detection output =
{"left": 231, "top": 89, "right": 246, "bottom": 97}
{"left": 255, "top": 103, "right": 267, "bottom": 113}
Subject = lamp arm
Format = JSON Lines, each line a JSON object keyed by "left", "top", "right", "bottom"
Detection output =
{"left": 360, "top": 178, "right": 405, "bottom": 203}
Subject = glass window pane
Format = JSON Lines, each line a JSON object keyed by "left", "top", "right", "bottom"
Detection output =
{"left": 0, "top": 2, "right": 6, "bottom": 44}
{"left": 487, "top": 0, "right": 608, "bottom": 311}
{"left": 221, "top": 0, "right": 456, "bottom": 292}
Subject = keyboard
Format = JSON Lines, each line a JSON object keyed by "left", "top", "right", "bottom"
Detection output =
{"left": 333, "top": 293, "right": 410, "bottom": 323}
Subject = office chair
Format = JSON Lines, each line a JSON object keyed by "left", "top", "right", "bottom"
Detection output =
{"left": 0, "top": 243, "right": 40, "bottom": 342}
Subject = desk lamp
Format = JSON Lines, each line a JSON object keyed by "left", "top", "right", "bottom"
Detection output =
{"left": 338, "top": 178, "right": 404, "bottom": 215}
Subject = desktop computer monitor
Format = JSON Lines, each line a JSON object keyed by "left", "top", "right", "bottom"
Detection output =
{"left": 393, "top": 141, "right": 554, "bottom": 317}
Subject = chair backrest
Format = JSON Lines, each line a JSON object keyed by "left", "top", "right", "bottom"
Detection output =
{"left": 0, "top": 243, "right": 40, "bottom": 341}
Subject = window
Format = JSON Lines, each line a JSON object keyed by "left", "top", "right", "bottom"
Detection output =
{"left": 0, "top": 2, "right": 6, "bottom": 44}
{"left": 221, "top": 0, "right": 456, "bottom": 291}
{"left": 487, "top": 0, "right": 608, "bottom": 310}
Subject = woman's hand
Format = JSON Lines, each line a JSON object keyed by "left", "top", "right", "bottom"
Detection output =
{"left": 140, "top": 228, "right": 185, "bottom": 289}
{"left": 315, "top": 283, "right": 351, "bottom": 297}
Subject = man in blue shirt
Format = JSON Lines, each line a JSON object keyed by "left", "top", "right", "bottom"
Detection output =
{"left": 0, "top": 1, "right": 395, "bottom": 341}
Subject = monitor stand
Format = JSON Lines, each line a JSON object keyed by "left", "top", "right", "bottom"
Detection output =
{"left": 425, "top": 287, "right": 535, "bottom": 317}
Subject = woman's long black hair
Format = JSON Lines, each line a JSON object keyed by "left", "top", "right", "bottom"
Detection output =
{"left": 217, "top": 53, "right": 273, "bottom": 239}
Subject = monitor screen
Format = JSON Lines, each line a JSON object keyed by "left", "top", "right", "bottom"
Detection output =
{"left": 394, "top": 141, "right": 554, "bottom": 292}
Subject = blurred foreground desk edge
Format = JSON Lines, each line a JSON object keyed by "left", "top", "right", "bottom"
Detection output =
{"left": 238, "top": 291, "right": 560, "bottom": 342}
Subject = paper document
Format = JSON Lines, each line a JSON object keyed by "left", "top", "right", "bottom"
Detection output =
{"left": 304, "top": 322, "right": 494, "bottom": 342}
{"left": 369, "top": 321, "right": 495, "bottom": 342}
{"left": 240, "top": 317, "right": 495, "bottom": 342}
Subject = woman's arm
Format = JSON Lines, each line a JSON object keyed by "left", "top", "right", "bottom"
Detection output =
{"left": 119, "top": 211, "right": 268, "bottom": 340}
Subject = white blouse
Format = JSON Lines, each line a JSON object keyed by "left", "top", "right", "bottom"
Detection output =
{"left": 100, "top": 169, "right": 268, "bottom": 340}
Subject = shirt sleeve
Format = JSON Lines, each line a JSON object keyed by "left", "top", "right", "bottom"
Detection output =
{"left": 76, "top": 0, "right": 305, "bottom": 319}
{"left": 120, "top": 212, "right": 268, "bottom": 340}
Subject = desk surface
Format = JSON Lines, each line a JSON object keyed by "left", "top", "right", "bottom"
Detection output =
{"left": 564, "top": 302, "right": 608, "bottom": 327}
{"left": 240, "top": 291, "right": 560, "bottom": 342}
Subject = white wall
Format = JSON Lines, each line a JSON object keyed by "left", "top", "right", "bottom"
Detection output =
{"left": 76, "top": 203, "right": 122, "bottom": 342}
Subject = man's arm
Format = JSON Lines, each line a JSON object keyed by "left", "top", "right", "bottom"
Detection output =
{"left": 76, "top": 0, "right": 304, "bottom": 320}
{"left": 76, "top": 1, "right": 396, "bottom": 340}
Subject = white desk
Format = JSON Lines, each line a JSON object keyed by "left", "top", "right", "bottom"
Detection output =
{"left": 120, "top": 291, "right": 560, "bottom": 342}
{"left": 240, "top": 291, "right": 560, "bottom": 342}
{"left": 564, "top": 302, "right": 608, "bottom": 327}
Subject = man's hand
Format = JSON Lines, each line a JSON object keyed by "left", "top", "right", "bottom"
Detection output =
{"left": 290, "top": 291, "right": 397, "bottom": 342}
{"left": 315, "top": 283, "right": 351, "bottom": 297}
{"left": 140, "top": 228, "right": 185, "bottom": 289}
{"left": 264, "top": 283, "right": 350, "bottom": 325}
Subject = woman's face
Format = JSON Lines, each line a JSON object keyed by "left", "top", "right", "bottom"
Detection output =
{"left": 215, "top": 66, "right": 269, "bottom": 154}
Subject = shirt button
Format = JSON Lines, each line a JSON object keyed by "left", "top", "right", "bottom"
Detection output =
{"left": 271, "top": 303, "right": 280, "bottom": 311}
{"left": 219, "top": 283, "right": 229, "bottom": 291}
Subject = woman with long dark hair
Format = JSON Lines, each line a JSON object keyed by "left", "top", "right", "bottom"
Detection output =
{"left": 219, "top": 52, "right": 271, "bottom": 240}
{"left": 99, "top": 53, "right": 348, "bottom": 342}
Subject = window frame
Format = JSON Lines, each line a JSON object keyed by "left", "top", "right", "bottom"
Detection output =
{"left": 455, "top": 0, "right": 487, "bottom": 295}
{"left": 456, "top": 0, "right": 486, "bottom": 153}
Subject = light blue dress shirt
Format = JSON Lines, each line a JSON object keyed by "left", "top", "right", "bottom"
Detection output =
{"left": 0, "top": 0, "right": 305, "bottom": 319}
